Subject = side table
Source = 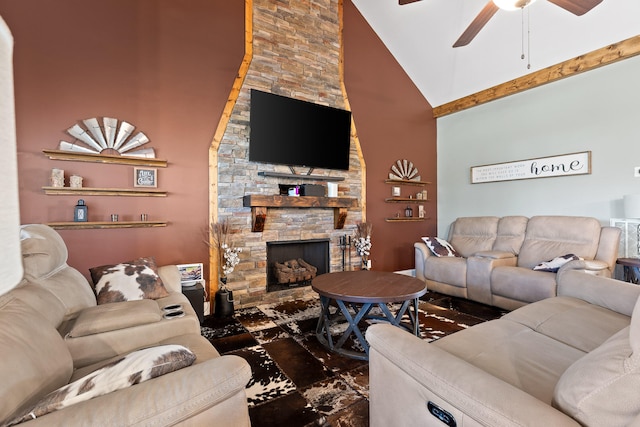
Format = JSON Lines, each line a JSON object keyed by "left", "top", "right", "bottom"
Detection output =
{"left": 616, "top": 258, "right": 640, "bottom": 284}
{"left": 182, "top": 282, "right": 205, "bottom": 323}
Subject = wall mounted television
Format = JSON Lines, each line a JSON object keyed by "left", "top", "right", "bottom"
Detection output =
{"left": 249, "top": 89, "right": 352, "bottom": 171}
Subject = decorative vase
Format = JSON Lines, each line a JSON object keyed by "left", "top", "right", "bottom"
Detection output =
{"left": 362, "top": 257, "right": 371, "bottom": 270}
{"left": 215, "top": 277, "right": 234, "bottom": 318}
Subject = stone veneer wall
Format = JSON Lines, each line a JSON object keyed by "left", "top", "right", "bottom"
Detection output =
{"left": 216, "top": 0, "right": 364, "bottom": 308}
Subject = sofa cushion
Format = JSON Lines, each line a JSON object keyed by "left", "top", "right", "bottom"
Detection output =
{"left": 8, "top": 345, "right": 196, "bottom": 425}
{"left": 533, "top": 254, "right": 581, "bottom": 272}
{"left": 89, "top": 257, "right": 170, "bottom": 305}
{"left": 491, "top": 266, "right": 558, "bottom": 305}
{"left": 553, "top": 326, "right": 639, "bottom": 426}
{"left": 0, "top": 293, "right": 73, "bottom": 423}
{"left": 517, "top": 216, "right": 601, "bottom": 269}
{"left": 424, "top": 256, "right": 468, "bottom": 288}
{"left": 422, "top": 237, "right": 461, "bottom": 258}
{"left": 20, "top": 224, "right": 96, "bottom": 318}
{"left": 492, "top": 216, "right": 528, "bottom": 254}
{"left": 448, "top": 216, "right": 499, "bottom": 258}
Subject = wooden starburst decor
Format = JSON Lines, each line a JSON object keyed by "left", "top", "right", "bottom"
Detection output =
{"left": 58, "top": 117, "right": 155, "bottom": 158}
{"left": 388, "top": 159, "right": 420, "bottom": 181}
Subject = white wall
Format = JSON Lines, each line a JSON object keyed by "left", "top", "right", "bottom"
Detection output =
{"left": 437, "top": 55, "right": 640, "bottom": 236}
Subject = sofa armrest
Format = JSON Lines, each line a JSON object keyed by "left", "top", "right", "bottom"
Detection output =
{"left": 366, "top": 324, "right": 580, "bottom": 427}
{"left": 557, "top": 269, "right": 640, "bottom": 317}
{"left": 414, "top": 242, "right": 433, "bottom": 281}
{"left": 21, "top": 355, "right": 252, "bottom": 427}
{"left": 68, "top": 299, "right": 161, "bottom": 338}
{"left": 158, "top": 265, "right": 183, "bottom": 293}
{"left": 466, "top": 254, "right": 518, "bottom": 305}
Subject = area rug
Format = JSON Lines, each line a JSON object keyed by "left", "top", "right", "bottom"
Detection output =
{"left": 201, "top": 291, "right": 506, "bottom": 427}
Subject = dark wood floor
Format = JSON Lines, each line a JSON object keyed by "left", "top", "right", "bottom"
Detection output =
{"left": 201, "top": 291, "right": 506, "bottom": 427}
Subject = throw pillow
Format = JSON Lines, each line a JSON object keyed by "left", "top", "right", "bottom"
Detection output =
{"left": 422, "top": 237, "right": 461, "bottom": 258}
{"left": 533, "top": 254, "right": 582, "bottom": 272}
{"left": 89, "top": 257, "right": 170, "bottom": 305}
{"left": 8, "top": 345, "right": 196, "bottom": 425}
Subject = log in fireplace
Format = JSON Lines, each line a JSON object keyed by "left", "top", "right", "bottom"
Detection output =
{"left": 266, "top": 238, "right": 329, "bottom": 292}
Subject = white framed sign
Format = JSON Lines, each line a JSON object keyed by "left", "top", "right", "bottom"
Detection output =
{"left": 470, "top": 151, "right": 591, "bottom": 184}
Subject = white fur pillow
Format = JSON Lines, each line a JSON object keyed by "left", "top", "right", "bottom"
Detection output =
{"left": 89, "top": 257, "right": 170, "bottom": 305}
{"left": 422, "top": 237, "right": 461, "bottom": 257}
{"left": 9, "top": 345, "right": 195, "bottom": 425}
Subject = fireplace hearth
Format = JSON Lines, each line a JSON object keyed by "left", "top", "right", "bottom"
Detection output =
{"left": 267, "top": 239, "right": 329, "bottom": 292}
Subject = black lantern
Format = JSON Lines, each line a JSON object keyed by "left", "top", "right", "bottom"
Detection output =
{"left": 74, "top": 199, "right": 88, "bottom": 222}
{"left": 405, "top": 205, "right": 413, "bottom": 218}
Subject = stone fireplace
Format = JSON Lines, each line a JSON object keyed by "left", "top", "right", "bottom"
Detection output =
{"left": 211, "top": 0, "right": 364, "bottom": 308}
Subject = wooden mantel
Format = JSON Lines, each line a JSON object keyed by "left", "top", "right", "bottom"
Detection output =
{"left": 243, "top": 194, "right": 359, "bottom": 232}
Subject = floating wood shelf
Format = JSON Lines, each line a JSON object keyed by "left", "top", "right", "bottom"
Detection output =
{"left": 384, "top": 217, "right": 428, "bottom": 223}
{"left": 43, "top": 187, "right": 167, "bottom": 197}
{"left": 243, "top": 195, "right": 359, "bottom": 232}
{"left": 258, "top": 171, "right": 345, "bottom": 182}
{"left": 43, "top": 149, "right": 168, "bottom": 167}
{"left": 384, "top": 179, "right": 430, "bottom": 186}
{"left": 384, "top": 197, "right": 429, "bottom": 203}
{"left": 47, "top": 221, "right": 167, "bottom": 230}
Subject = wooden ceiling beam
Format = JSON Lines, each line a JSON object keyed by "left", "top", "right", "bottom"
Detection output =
{"left": 433, "top": 34, "right": 640, "bottom": 118}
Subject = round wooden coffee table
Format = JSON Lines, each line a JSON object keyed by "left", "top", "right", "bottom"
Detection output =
{"left": 312, "top": 270, "right": 427, "bottom": 360}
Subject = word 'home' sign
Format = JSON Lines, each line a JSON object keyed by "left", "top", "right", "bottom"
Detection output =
{"left": 471, "top": 151, "right": 591, "bottom": 184}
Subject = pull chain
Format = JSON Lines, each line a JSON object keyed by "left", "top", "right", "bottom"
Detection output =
{"left": 520, "top": 7, "right": 532, "bottom": 69}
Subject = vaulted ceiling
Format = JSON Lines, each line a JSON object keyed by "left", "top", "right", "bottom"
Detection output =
{"left": 351, "top": 0, "right": 640, "bottom": 109}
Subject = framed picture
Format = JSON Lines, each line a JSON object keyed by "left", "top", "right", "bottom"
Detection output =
{"left": 392, "top": 186, "right": 401, "bottom": 197}
{"left": 134, "top": 167, "right": 157, "bottom": 188}
{"left": 176, "top": 263, "right": 204, "bottom": 287}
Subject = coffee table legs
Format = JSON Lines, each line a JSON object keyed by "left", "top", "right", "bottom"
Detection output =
{"left": 315, "top": 296, "right": 421, "bottom": 360}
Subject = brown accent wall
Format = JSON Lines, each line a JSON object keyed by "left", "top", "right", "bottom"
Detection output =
{"left": 0, "top": 1, "right": 244, "bottom": 285}
{"left": 343, "top": 1, "right": 437, "bottom": 272}
{"left": 2, "top": 0, "right": 436, "bottom": 296}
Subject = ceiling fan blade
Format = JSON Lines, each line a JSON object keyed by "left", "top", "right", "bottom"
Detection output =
{"left": 453, "top": 1, "right": 499, "bottom": 47}
{"left": 547, "top": 0, "right": 603, "bottom": 16}
{"left": 399, "top": 0, "right": 422, "bottom": 4}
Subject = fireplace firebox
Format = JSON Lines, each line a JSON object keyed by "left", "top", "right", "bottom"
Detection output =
{"left": 266, "top": 239, "right": 330, "bottom": 292}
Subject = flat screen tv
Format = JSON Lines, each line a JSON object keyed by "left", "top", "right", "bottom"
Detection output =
{"left": 249, "top": 89, "right": 351, "bottom": 171}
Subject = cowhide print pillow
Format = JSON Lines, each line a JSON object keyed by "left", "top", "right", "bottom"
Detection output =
{"left": 8, "top": 345, "right": 196, "bottom": 425}
{"left": 89, "top": 257, "right": 170, "bottom": 305}
{"left": 533, "top": 253, "right": 582, "bottom": 272}
{"left": 422, "top": 237, "right": 461, "bottom": 258}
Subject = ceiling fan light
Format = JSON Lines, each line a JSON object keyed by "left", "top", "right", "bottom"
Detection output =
{"left": 492, "top": 0, "right": 537, "bottom": 11}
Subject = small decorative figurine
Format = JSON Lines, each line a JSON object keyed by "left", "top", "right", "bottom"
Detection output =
{"left": 69, "top": 175, "right": 83, "bottom": 188}
{"left": 51, "top": 168, "right": 64, "bottom": 187}
{"left": 74, "top": 199, "right": 88, "bottom": 222}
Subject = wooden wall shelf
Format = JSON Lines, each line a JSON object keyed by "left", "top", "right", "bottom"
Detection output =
{"left": 384, "top": 197, "right": 428, "bottom": 203}
{"left": 384, "top": 217, "right": 427, "bottom": 223}
{"left": 384, "top": 179, "right": 430, "bottom": 186}
{"left": 43, "top": 187, "right": 167, "bottom": 197}
{"left": 43, "top": 149, "right": 168, "bottom": 168}
{"left": 47, "top": 221, "right": 167, "bottom": 230}
{"left": 243, "top": 195, "right": 358, "bottom": 232}
{"left": 258, "top": 171, "right": 345, "bottom": 182}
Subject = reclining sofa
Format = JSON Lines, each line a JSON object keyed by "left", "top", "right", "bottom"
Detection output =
{"left": 415, "top": 215, "right": 621, "bottom": 310}
{"left": 367, "top": 268, "right": 640, "bottom": 426}
{"left": 0, "top": 224, "right": 252, "bottom": 426}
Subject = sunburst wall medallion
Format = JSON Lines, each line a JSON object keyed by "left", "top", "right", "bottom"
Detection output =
{"left": 58, "top": 117, "right": 155, "bottom": 158}
{"left": 388, "top": 159, "right": 420, "bottom": 181}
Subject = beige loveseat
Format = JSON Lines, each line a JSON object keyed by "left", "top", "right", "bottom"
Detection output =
{"left": 367, "top": 269, "right": 640, "bottom": 426}
{"left": 0, "top": 224, "right": 252, "bottom": 426}
{"left": 415, "top": 216, "right": 621, "bottom": 310}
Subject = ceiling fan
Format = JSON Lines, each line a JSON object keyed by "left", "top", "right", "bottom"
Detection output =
{"left": 399, "top": 0, "right": 603, "bottom": 47}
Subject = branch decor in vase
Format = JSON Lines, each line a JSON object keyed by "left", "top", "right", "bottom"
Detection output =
{"left": 354, "top": 222, "right": 372, "bottom": 270}
{"left": 210, "top": 219, "right": 242, "bottom": 289}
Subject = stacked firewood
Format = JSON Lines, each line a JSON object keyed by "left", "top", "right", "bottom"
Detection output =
{"left": 274, "top": 258, "right": 317, "bottom": 284}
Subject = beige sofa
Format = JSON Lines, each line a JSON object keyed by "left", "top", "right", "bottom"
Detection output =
{"left": 415, "top": 216, "right": 621, "bottom": 310}
{"left": 367, "top": 269, "right": 640, "bottom": 426}
{"left": 0, "top": 224, "right": 252, "bottom": 426}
